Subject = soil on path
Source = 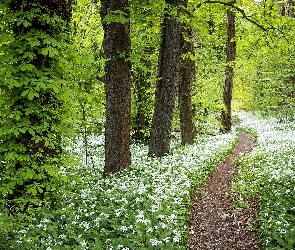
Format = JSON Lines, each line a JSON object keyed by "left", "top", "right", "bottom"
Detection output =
{"left": 189, "top": 131, "right": 259, "bottom": 250}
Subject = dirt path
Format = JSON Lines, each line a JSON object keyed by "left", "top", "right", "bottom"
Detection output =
{"left": 189, "top": 131, "right": 259, "bottom": 250}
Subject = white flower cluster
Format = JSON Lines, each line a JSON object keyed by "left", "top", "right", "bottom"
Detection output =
{"left": 236, "top": 112, "right": 295, "bottom": 248}
{"left": 11, "top": 129, "right": 236, "bottom": 249}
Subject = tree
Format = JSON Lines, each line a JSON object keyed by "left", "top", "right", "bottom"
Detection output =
{"left": 0, "top": 0, "right": 73, "bottom": 213}
{"left": 220, "top": 8, "right": 236, "bottom": 133}
{"left": 100, "top": 0, "right": 132, "bottom": 174}
{"left": 149, "top": 0, "right": 186, "bottom": 157}
{"left": 179, "top": 26, "right": 196, "bottom": 145}
{"left": 287, "top": 0, "right": 294, "bottom": 17}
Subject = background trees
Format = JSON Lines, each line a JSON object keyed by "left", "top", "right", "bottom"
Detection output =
{"left": 129, "top": 1, "right": 162, "bottom": 142}
{"left": 233, "top": 0, "right": 295, "bottom": 120}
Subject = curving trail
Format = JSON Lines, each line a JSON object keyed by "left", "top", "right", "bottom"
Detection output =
{"left": 189, "top": 131, "right": 259, "bottom": 250}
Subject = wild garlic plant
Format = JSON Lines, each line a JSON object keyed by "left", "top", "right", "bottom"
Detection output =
{"left": 2, "top": 132, "right": 236, "bottom": 249}
{"left": 233, "top": 112, "right": 295, "bottom": 250}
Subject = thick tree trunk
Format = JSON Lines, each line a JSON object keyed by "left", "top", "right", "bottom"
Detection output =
{"left": 179, "top": 27, "right": 196, "bottom": 145}
{"left": 220, "top": 10, "right": 236, "bottom": 133}
{"left": 100, "top": 0, "right": 131, "bottom": 174}
{"left": 148, "top": 0, "right": 185, "bottom": 157}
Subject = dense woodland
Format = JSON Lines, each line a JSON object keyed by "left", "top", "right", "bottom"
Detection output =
{"left": 0, "top": 0, "right": 294, "bottom": 249}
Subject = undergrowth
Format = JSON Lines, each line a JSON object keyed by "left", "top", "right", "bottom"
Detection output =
{"left": 233, "top": 112, "right": 295, "bottom": 250}
{"left": 1, "top": 132, "right": 237, "bottom": 249}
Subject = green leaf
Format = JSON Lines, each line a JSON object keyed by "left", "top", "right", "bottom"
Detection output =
{"left": 104, "top": 10, "right": 129, "bottom": 24}
{"left": 28, "top": 91, "right": 34, "bottom": 100}
{"left": 21, "top": 89, "right": 29, "bottom": 97}
{"left": 170, "top": 8, "right": 177, "bottom": 16}
{"left": 14, "top": 80, "right": 23, "bottom": 87}
{"left": 15, "top": 113, "right": 20, "bottom": 121}
{"left": 37, "top": 185, "right": 43, "bottom": 193}
{"left": 27, "top": 186, "right": 37, "bottom": 196}
{"left": 7, "top": 187, "right": 13, "bottom": 195}
{"left": 48, "top": 47, "right": 58, "bottom": 57}
{"left": 52, "top": 85, "right": 59, "bottom": 93}
{"left": 41, "top": 47, "right": 50, "bottom": 56}
{"left": 20, "top": 64, "right": 27, "bottom": 71}
{"left": 5, "top": 70, "right": 11, "bottom": 78}
{"left": 28, "top": 128, "right": 35, "bottom": 135}
{"left": 38, "top": 81, "right": 47, "bottom": 90}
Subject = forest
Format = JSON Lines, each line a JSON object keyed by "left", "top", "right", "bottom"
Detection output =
{"left": 0, "top": 0, "right": 294, "bottom": 249}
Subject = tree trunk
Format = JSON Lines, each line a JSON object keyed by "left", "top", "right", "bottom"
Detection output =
{"left": 100, "top": 0, "right": 131, "bottom": 174}
{"left": 132, "top": 66, "right": 153, "bottom": 142}
{"left": 280, "top": 4, "right": 286, "bottom": 16}
{"left": 148, "top": 0, "right": 185, "bottom": 157}
{"left": 179, "top": 27, "right": 196, "bottom": 145}
{"left": 287, "top": 0, "right": 294, "bottom": 17}
{"left": 220, "top": 9, "right": 236, "bottom": 133}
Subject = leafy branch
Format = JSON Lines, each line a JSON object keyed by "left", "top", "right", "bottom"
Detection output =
{"left": 196, "top": 0, "right": 284, "bottom": 33}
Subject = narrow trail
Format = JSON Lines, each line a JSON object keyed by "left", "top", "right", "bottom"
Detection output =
{"left": 189, "top": 131, "right": 259, "bottom": 250}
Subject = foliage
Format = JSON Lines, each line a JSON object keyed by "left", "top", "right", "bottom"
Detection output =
{"left": 232, "top": 112, "right": 295, "bottom": 249}
{"left": 190, "top": 4, "right": 228, "bottom": 132}
{"left": 233, "top": 2, "right": 295, "bottom": 118}
{"left": 0, "top": 0, "right": 74, "bottom": 214}
{"left": 67, "top": 0, "right": 105, "bottom": 135}
{"left": 129, "top": 1, "right": 163, "bottom": 140}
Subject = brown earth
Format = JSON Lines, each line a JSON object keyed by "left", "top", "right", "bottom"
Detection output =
{"left": 189, "top": 131, "right": 260, "bottom": 250}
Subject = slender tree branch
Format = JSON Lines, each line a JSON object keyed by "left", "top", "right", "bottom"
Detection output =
{"left": 195, "top": 0, "right": 284, "bottom": 32}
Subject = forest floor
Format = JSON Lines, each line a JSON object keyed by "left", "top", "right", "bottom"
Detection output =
{"left": 189, "top": 130, "right": 260, "bottom": 250}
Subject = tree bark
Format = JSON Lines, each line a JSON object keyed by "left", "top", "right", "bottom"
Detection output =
{"left": 179, "top": 27, "right": 196, "bottom": 145}
{"left": 100, "top": 0, "right": 131, "bottom": 174}
{"left": 280, "top": 4, "right": 286, "bottom": 16}
{"left": 220, "top": 9, "right": 236, "bottom": 133}
{"left": 148, "top": 0, "right": 185, "bottom": 157}
{"left": 287, "top": 0, "right": 294, "bottom": 17}
{"left": 132, "top": 70, "right": 151, "bottom": 142}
